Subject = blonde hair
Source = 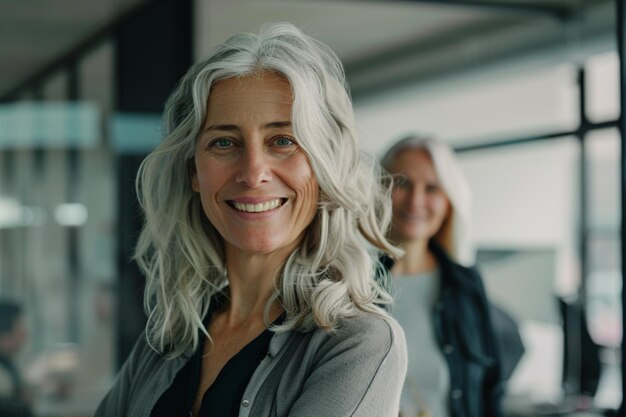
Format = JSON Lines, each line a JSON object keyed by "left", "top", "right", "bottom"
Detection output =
{"left": 135, "top": 22, "right": 400, "bottom": 357}
{"left": 381, "top": 135, "right": 475, "bottom": 266}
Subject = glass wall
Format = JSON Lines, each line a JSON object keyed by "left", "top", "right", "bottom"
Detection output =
{"left": 0, "top": 40, "right": 117, "bottom": 417}
{"left": 460, "top": 138, "right": 581, "bottom": 409}
{"left": 585, "top": 128, "right": 622, "bottom": 408}
{"left": 583, "top": 50, "right": 622, "bottom": 410}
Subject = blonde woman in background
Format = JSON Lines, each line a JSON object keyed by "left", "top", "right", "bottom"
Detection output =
{"left": 381, "top": 136, "right": 506, "bottom": 417}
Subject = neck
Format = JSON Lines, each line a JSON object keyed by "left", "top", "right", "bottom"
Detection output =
{"left": 222, "top": 247, "right": 288, "bottom": 326}
{"left": 392, "top": 238, "right": 437, "bottom": 276}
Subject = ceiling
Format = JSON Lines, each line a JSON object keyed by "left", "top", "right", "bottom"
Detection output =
{"left": 0, "top": 0, "right": 146, "bottom": 99}
{"left": 0, "top": 0, "right": 616, "bottom": 100}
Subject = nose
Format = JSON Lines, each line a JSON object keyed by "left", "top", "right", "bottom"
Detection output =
{"left": 407, "top": 184, "right": 426, "bottom": 208}
{"left": 235, "top": 146, "right": 272, "bottom": 188}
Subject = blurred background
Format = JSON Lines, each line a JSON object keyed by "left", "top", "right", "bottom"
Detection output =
{"left": 0, "top": 0, "right": 621, "bottom": 416}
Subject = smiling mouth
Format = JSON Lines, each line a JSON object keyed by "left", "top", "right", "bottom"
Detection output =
{"left": 228, "top": 198, "right": 286, "bottom": 213}
{"left": 399, "top": 213, "right": 428, "bottom": 221}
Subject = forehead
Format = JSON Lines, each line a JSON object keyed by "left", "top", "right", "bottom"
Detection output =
{"left": 389, "top": 148, "right": 438, "bottom": 180}
{"left": 208, "top": 72, "right": 293, "bottom": 108}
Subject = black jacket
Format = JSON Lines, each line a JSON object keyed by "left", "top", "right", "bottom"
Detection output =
{"left": 382, "top": 241, "right": 505, "bottom": 417}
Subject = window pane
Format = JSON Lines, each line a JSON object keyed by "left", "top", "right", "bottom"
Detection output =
{"left": 586, "top": 51, "right": 619, "bottom": 123}
{"left": 585, "top": 128, "right": 621, "bottom": 409}
{"left": 458, "top": 138, "right": 581, "bottom": 405}
{"left": 0, "top": 41, "right": 118, "bottom": 417}
{"left": 586, "top": 128, "right": 620, "bottom": 229}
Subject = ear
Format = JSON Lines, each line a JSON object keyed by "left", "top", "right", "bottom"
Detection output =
{"left": 192, "top": 174, "right": 199, "bottom": 192}
{"left": 189, "top": 160, "right": 199, "bottom": 192}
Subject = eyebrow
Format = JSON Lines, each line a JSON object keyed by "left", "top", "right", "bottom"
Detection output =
{"left": 203, "top": 121, "right": 292, "bottom": 133}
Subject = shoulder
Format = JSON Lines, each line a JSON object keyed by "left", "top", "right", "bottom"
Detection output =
{"left": 308, "top": 312, "right": 407, "bottom": 365}
{"left": 451, "top": 262, "right": 483, "bottom": 284}
{"left": 103, "top": 334, "right": 173, "bottom": 394}
{"left": 125, "top": 334, "right": 160, "bottom": 371}
{"left": 287, "top": 313, "right": 407, "bottom": 388}
{"left": 430, "top": 241, "right": 481, "bottom": 282}
{"left": 261, "top": 314, "right": 407, "bottom": 416}
{"left": 338, "top": 312, "right": 405, "bottom": 344}
{"left": 95, "top": 334, "right": 189, "bottom": 417}
{"left": 123, "top": 333, "right": 190, "bottom": 381}
{"left": 436, "top": 250, "right": 485, "bottom": 294}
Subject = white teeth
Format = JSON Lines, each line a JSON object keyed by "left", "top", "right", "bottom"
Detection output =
{"left": 233, "top": 199, "right": 282, "bottom": 213}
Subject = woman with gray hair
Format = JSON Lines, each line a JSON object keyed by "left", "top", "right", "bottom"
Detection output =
{"left": 95, "top": 22, "right": 406, "bottom": 417}
{"left": 380, "top": 136, "right": 505, "bottom": 417}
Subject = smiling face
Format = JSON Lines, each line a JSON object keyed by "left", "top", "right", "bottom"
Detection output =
{"left": 192, "top": 72, "right": 319, "bottom": 258}
{"left": 388, "top": 148, "right": 450, "bottom": 245}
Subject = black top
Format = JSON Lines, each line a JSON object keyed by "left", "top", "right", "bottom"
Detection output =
{"left": 150, "top": 295, "right": 277, "bottom": 417}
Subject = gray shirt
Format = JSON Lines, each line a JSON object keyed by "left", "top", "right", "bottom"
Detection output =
{"left": 94, "top": 312, "right": 407, "bottom": 417}
{"left": 392, "top": 270, "right": 450, "bottom": 417}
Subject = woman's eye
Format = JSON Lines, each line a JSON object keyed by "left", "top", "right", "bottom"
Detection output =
{"left": 273, "top": 136, "right": 296, "bottom": 147}
{"left": 210, "top": 138, "right": 234, "bottom": 149}
{"left": 426, "top": 184, "right": 440, "bottom": 193}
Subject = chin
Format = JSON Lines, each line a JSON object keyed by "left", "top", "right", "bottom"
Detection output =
{"left": 235, "top": 237, "right": 289, "bottom": 255}
{"left": 395, "top": 231, "right": 430, "bottom": 244}
{"left": 236, "top": 242, "right": 277, "bottom": 255}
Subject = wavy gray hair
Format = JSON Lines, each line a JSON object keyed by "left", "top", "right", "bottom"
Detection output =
{"left": 135, "top": 22, "right": 400, "bottom": 357}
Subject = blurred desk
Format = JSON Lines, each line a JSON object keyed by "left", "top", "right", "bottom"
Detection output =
{"left": 33, "top": 388, "right": 104, "bottom": 417}
{"left": 505, "top": 394, "right": 617, "bottom": 417}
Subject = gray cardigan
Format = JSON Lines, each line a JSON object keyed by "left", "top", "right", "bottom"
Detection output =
{"left": 94, "top": 312, "right": 407, "bottom": 417}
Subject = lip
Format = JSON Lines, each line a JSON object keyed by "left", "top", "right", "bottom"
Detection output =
{"left": 225, "top": 197, "right": 288, "bottom": 218}
{"left": 398, "top": 212, "right": 429, "bottom": 221}
{"left": 228, "top": 197, "right": 285, "bottom": 205}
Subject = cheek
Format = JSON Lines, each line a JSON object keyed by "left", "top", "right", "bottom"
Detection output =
{"left": 299, "top": 172, "right": 320, "bottom": 214}
{"left": 391, "top": 189, "right": 406, "bottom": 206}
{"left": 194, "top": 168, "right": 226, "bottom": 218}
{"left": 195, "top": 158, "right": 225, "bottom": 193}
{"left": 432, "top": 197, "right": 450, "bottom": 219}
{"left": 196, "top": 174, "right": 215, "bottom": 198}
{"left": 289, "top": 156, "right": 319, "bottom": 204}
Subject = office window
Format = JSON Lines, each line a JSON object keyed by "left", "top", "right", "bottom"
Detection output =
{"left": 586, "top": 52, "right": 619, "bottom": 123}
{"left": 585, "top": 128, "right": 621, "bottom": 409}
{"left": 459, "top": 138, "right": 581, "bottom": 405}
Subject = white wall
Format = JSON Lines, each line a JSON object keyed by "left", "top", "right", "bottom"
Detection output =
{"left": 354, "top": 63, "right": 579, "bottom": 155}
